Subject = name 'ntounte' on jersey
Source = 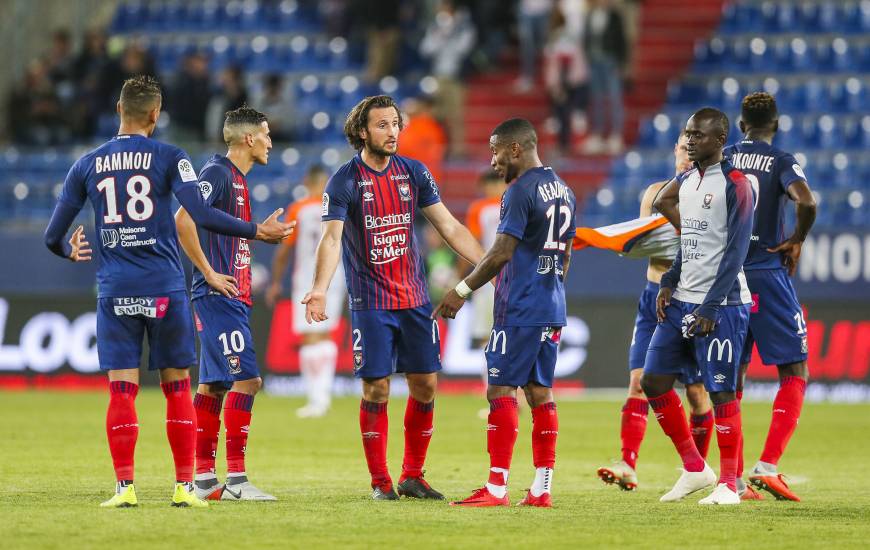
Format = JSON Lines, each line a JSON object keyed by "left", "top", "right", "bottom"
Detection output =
{"left": 494, "top": 166, "right": 577, "bottom": 327}
{"left": 190, "top": 155, "right": 253, "bottom": 306}
{"left": 723, "top": 140, "right": 808, "bottom": 270}
{"left": 58, "top": 134, "right": 199, "bottom": 298}
{"left": 661, "top": 160, "right": 755, "bottom": 319}
{"left": 322, "top": 154, "right": 441, "bottom": 310}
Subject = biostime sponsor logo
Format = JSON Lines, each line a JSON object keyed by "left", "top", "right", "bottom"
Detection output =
{"left": 364, "top": 212, "right": 411, "bottom": 230}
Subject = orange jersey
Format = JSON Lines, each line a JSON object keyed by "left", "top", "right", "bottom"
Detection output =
{"left": 466, "top": 196, "right": 502, "bottom": 249}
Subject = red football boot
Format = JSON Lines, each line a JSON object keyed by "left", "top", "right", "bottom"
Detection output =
{"left": 449, "top": 486, "right": 509, "bottom": 507}
{"left": 517, "top": 490, "right": 552, "bottom": 508}
{"left": 740, "top": 484, "right": 765, "bottom": 501}
{"left": 749, "top": 473, "right": 800, "bottom": 502}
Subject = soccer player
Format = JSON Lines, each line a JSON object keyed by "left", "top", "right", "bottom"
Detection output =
{"left": 43, "top": 76, "right": 294, "bottom": 508}
{"left": 436, "top": 118, "right": 576, "bottom": 508}
{"left": 267, "top": 164, "right": 347, "bottom": 418}
{"left": 724, "top": 92, "right": 816, "bottom": 501}
{"left": 175, "top": 106, "right": 284, "bottom": 501}
{"left": 642, "top": 107, "right": 754, "bottom": 505}
{"left": 303, "top": 95, "right": 485, "bottom": 500}
{"left": 596, "top": 135, "right": 714, "bottom": 492}
{"left": 465, "top": 170, "right": 507, "bottom": 350}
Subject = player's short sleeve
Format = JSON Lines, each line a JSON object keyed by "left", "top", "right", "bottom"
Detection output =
{"left": 674, "top": 167, "right": 695, "bottom": 186}
{"left": 567, "top": 187, "right": 578, "bottom": 235}
{"left": 413, "top": 161, "right": 441, "bottom": 208}
{"left": 169, "top": 148, "right": 201, "bottom": 193}
{"left": 196, "top": 164, "right": 229, "bottom": 207}
{"left": 58, "top": 158, "right": 87, "bottom": 209}
{"left": 322, "top": 168, "right": 354, "bottom": 221}
{"left": 777, "top": 153, "right": 807, "bottom": 191}
{"left": 497, "top": 183, "right": 532, "bottom": 239}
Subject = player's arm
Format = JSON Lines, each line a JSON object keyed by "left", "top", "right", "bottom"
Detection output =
{"left": 563, "top": 236, "right": 575, "bottom": 277}
{"left": 302, "top": 220, "right": 344, "bottom": 323}
{"left": 768, "top": 179, "right": 816, "bottom": 276}
{"left": 44, "top": 160, "right": 90, "bottom": 261}
{"left": 421, "top": 202, "right": 485, "bottom": 265}
{"left": 656, "top": 247, "right": 682, "bottom": 322}
{"left": 174, "top": 207, "right": 239, "bottom": 298}
{"left": 433, "top": 232, "right": 520, "bottom": 319}
{"left": 692, "top": 177, "right": 755, "bottom": 334}
{"left": 639, "top": 181, "right": 667, "bottom": 218}
{"left": 652, "top": 177, "right": 681, "bottom": 230}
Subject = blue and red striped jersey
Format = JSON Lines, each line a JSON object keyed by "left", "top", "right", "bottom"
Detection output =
{"left": 493, "top": 167, "right": 577, "bottom": 327}
{"left": 191, "top": 155, "right": 253, "bottom": 306}
{"left": 322, "top": 153, "right": 441, "bottom": 310}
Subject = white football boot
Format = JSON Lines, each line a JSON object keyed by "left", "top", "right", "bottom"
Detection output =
{"left": 699, "top": 483, "right": 741, "bottom": 505}
{"left": 221, "top": 476, "right": 277, "bottom": 501}
{"left": 659, "top": 463, "right": 717, "bottom": 502}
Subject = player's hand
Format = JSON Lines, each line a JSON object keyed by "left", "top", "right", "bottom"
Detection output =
{"left": 432, "top": 289, "right": 466, "bottom": 320}
{"left": 767, "top": 236, "right": 803, "bottom": 276}
{"left": 689, "top": 314, "right": 717, "bottom": 336}
{"left": 68, "top": 225, "right": 92, "bottom": 262}
{"left": 265, "top": 281, "right": 282, "bottom": 308}
{"left": 205, "top": 270, "right": 238, "bottom": 298}
{"left": 655, "top": 286, "right": 673, "bottom": 322}
{"left": 255, "top": 209, "right": 296, "bottom": 244}
{"left": 302, "top": 290, "right": 327, "bottom": 324}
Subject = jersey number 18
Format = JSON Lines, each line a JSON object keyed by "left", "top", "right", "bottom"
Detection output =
{"left": 97, "top": 175, "right": 154, "bottom": 224}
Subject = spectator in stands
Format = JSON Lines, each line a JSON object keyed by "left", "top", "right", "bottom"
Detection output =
{"left": 352, "top": 0, "right": 402, "bottom": 83}
{"left": 252, "top": 73, "right": 295, "bottom": 142}
{"left": 582, "top": 0, "right": 629, "bottom": 155}
{"left": 468, "top": 0, "right": 513, "bottom": 72}
{"left": 45, "top": 29, "right": 76, "bottom": 106}
{"left": 7, "top": 59, "right": 68, "bottom": 146}
{"left": 515, "top": 0, "right": 554, "bottom": 92}
{"left": 420, "top": 0, "right": 476, "bottom": 158}
{"left": 167, "top": 52, "right": 212, "bottom": 142}
{"left": 400, "top": 95, "right": 448, "bottom": 183}
{"left": 205, "top": 65, "right": 249, "bottom": 142}
{"left": 544, "top": 6, "right": 588, "bottom": 155}
{"left": 72, "top": 28, "right": 111, "bottom": 138}
{"left": 98, "top": 42, "right": 157, "bottom": 118}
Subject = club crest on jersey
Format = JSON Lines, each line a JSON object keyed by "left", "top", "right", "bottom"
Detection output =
{"left": 227, "top": 355, "right": 241, "bottom": 374}
{"left": 353, "top": 351, "right": 363, "bottom": 371}
{"left": 397, "top": 181, "right": 411, "bottom": 201}
{"left": 702, "top": 193, "right": 713, "bottom": 209}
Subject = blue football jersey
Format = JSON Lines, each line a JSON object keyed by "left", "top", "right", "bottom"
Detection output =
{"left": 493, "top": 166, "right": 577, "bottom": 327}
{"left": 723, "top": 140, "right": 807, "bottom": 270}
{"left": 58, "top": 134, "right": 200, "bottom": 297}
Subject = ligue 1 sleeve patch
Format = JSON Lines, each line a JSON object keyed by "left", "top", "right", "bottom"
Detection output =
{"left": 198, "top": 181, "right": 213, "bottom": 200}
{"left": 792, "top": 163, "right": 806, "bottom": 180}
{"left": 178, "top": 158, "right": 198, "bottom": 182}
{"left": 321, "top": 192, "right": 330, "bottom": 216}
{"left": 113, "top": 297, "right": 170, "bottom": 318}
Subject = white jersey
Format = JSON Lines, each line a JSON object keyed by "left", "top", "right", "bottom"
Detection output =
{"left": 466, "top": 197, "right": 501, "bottom": 339}
{"left": 663, "top": 160, "right": 755, "bottom": 318}
{"left": 285, "top": 196, "right": 346, "bottom": 332}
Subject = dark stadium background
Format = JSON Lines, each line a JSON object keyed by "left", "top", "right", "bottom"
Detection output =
{"left": 0, "top": 0, "right": 867, "bottom": 398}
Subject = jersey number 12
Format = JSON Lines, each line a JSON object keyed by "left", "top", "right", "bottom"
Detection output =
{"left": 544, "top": 204, "right": 572, "bottom": 251}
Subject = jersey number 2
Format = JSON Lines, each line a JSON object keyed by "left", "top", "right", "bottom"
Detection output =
{"left": 544, "top": 204, "right": 571, "bottom": 251}
{"left": 97, "top": 176, "right": 154, "bottom": 224}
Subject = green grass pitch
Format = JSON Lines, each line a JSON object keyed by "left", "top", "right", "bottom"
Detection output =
{"left": 2, "top": 390, "right": 869, "bottom": 549}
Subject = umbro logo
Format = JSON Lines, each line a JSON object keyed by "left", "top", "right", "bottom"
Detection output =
{"left": 715, "top": 424, "right": 731, "bottom": 434}
{"left": 361, "top": 431, "right": 380, "bottom": 439}
{"left": 486, "top": 424, "right": 498, "bottom": 431}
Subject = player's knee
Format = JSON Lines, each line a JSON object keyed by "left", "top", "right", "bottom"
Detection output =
{"left": 486, "top": 385, "right": 516, "bottom": 402}
{"left": 685, "top": 383, "right": 710, "bottom": 414}
{"left": 709, "top": 390, "right": 736, "bottom": 406}
{"left": 627, "top": 370, "right": 645, "bottom": 398}
{"left": 198, "top": 384, "right": 227, "bottom": 398}
{"left": 362, "top": 377, "right": 390, "bottom": 402}
{"left": 778, "top": 361, "right": 808, "bottom": 381}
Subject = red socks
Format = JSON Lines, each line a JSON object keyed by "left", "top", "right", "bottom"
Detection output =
{"left": 690, "top": 411, "right": 714, "bottom": 460}
{"left": 713, "top": 400, "right": 742, "bottom": 492}
{"left": 401, "top": 398, "right": 434, "bottom": 480}
{"left": 648, "top": 390, "right": 705, "bottom": 472}
{"left": 620, "top": 398, "right": 648, "bottom": 469}
{"left": 106, "top": 381, "right": 139, "bottom": 482}
{"left": 224, "top": 392, "right": 254, "bottom": 475}
{"left": 360, "top": 400, "right": 390, "bottom": 487}
{"left": 760, "top": 376, "right": 807, "bottom": 465}
{"left": 487, "top": 397, "right": 519, "bottom": 471}
{"left": 193, "top": 393, "right": 223, "bottom": 476}
{"left": 161, "top": 378, "right": 197, "bottom": 483}
{"left": 531, "top": 402, "right": 558, "bottom": 468}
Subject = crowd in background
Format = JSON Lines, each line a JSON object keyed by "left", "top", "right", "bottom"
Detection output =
{"left": 5, "top": 0, "right": 636, "bottom": 158}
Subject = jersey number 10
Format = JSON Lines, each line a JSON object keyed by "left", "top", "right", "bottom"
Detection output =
{"left": 543, "top": 204, "right": 572, "bottom": 251}
{"left": 97, "top": 176, "right": 154, "bottom": 224}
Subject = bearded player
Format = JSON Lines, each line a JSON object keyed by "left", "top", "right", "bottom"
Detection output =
{"left": 597, "top": 135, "right": 714, "bottom": 492}
{"left": 267, "top": 164, "right": 347, "bottom": 418}
{"left": 437, "top": 118, "right": 576, "bottom": 508}
{"left": 303, "top": 95, "right": 485, "bottom": 500}
{"left": 43, "top": 77, "right": 293, "bottom": 508}
{"left": 724, "top": 92, "right": 816, "bottom": 501}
